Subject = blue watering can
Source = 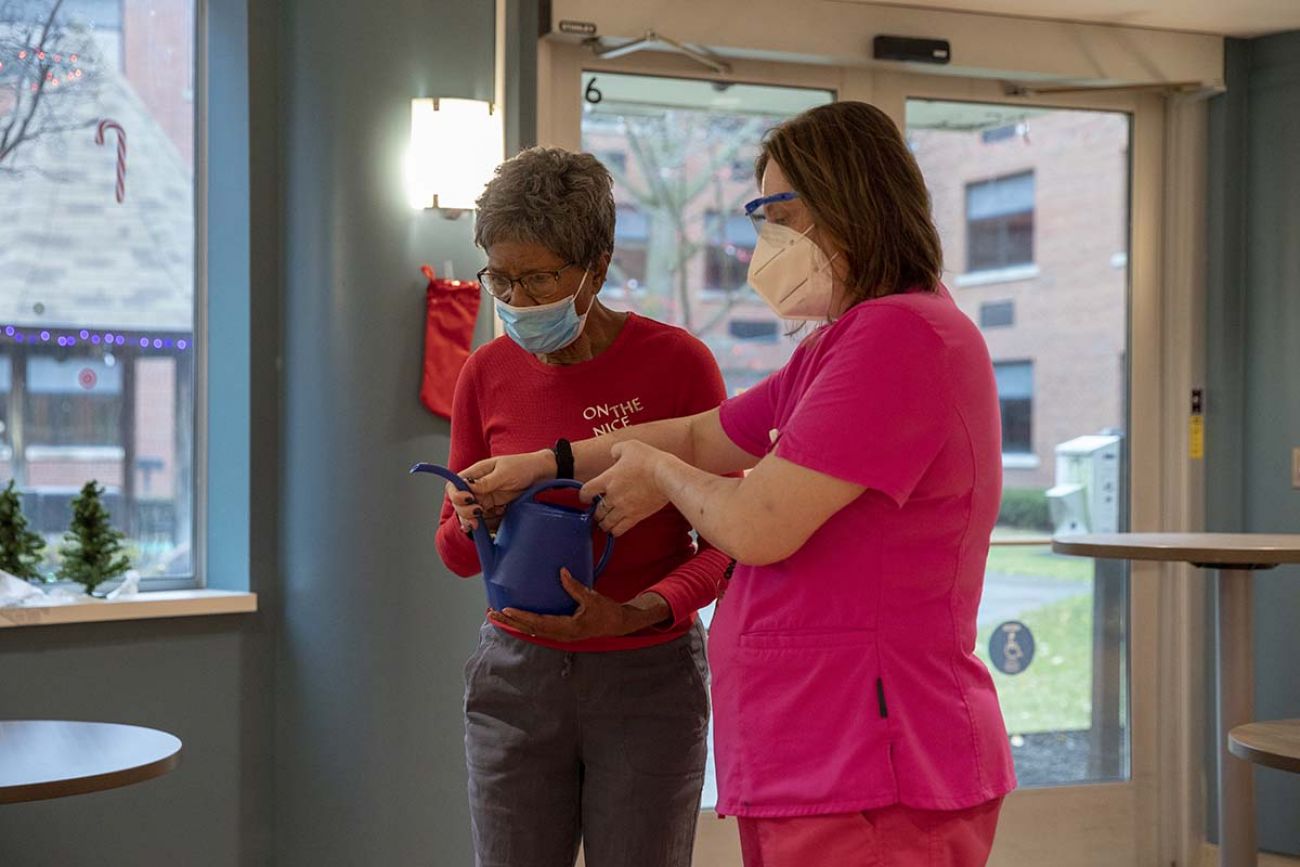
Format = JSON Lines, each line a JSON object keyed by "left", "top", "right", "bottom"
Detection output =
{"left": 410, "top": 463, "right": 615, "bottom": 616}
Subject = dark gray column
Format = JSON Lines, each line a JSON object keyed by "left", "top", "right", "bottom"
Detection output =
{"left": 276, "top": 0, "right": 498, "bottom": 863}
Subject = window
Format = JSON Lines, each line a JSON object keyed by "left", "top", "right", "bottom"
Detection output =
{"left": 728, "top": 319, "right": 778, "bottom": 342}
{"left": 0, "top": 0, "right": 197, "bottom": 582}
{"left": 611, "top": 205, "right": 649, "bottom": 292}
{"left": 594, "top": 149, "right": 627, "bottom": 175}
{"left": 980, "top": 123, "right": 1026, "bottom": 144}
{"left": 979, "top": 300, "right": 1015, "bottom": 329}
{"left": 994, "top": 361, "right": 1034, "bottom": 455}
{"left": 966, "top": 171, "right": 1034, "bottom": 272}
{"left": 703, "top": 211, "right": 755, "bottom": 294}
{"left": 25, "top": 356, "right": 123, "bottom": 446}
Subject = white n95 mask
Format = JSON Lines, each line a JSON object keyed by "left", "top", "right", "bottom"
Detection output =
{"left": 746, "top": 223, "right": 838, "bottom": 321}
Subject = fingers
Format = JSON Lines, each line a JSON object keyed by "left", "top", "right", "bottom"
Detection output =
{"left": 579, "top": 469, "right": 610, "bottom": 505}
{"left": 593, "top": 500, "right": 638, "bottom": 537}
{"left": 606, "top": 516, "right": 636, "bottom": 537}
{"left": 458, "top": 458, "right": 496, "bottom": 484}
{"left": 594, "top": 500, "right": 619, "bottom": 533}
{"left": 487, "top": 608, "right": 535, "bottom": 634}
{"left": 445, "top": 482, "right": 483, "bottom": 532}
{"left": 489, "top": 607, "right": 573, "bottom": 641}
{"left": 559, "top": 568, "right": 592, "bottom": 602}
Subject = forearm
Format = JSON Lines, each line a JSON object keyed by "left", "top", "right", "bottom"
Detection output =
{"left": 621, "top": 591, "right": 672, "bottom": 632}
{"left": 644, "top": 543, "right": 731, "bottom": 628}
{"left": 653, "top": 454, "right": 758, "bottom": 562}
{"left": 571, "top": 415, "right": 698, "bottom": 482}
{"left": 570, "top": 409, "right": 753, "bottom": 482}
{"left": 650, "top": 451, "right": 866, "bottom": 567}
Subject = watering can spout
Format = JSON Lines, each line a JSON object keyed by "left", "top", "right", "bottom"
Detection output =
{"left": 409, "top": 463, "right": 496, "bottom": 574}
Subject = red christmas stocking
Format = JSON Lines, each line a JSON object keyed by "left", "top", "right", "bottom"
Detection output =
{"left": 419, "top": 265, "right": 481, "bottom": 420}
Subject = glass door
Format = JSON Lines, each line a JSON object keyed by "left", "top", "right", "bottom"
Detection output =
{"left": 874, "top": 74, "right": 1170, "bottom": 867}
{"left": 905, "top": 99, "right": 1133, "bottom": 789}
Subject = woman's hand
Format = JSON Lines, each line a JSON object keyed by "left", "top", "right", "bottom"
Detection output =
{"left": 488, "top": 570, "right": 671, "bottom": 641}
{"left": 460, "top": 449, "right": 556, "bottom": 514}
{"left": 580, "top": 440, "right": 671, "bottom": 536}
{"left": 444, "top": 482, "right": 502, "bottom": 534}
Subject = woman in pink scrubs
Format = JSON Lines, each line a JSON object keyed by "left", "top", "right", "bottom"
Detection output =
{"left": 455, "top": 101, "right": 1016, "bottom": 866}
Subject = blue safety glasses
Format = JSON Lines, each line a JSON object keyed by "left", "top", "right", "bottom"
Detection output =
{"left": 743, "top": 191, "right": 801, "bottom": 234}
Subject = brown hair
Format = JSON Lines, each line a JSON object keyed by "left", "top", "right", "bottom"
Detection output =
{"left": 755, "top": 101, "right": 943, "bottom": 308}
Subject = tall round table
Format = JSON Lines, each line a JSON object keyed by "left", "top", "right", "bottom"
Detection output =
{"left": 1229, "top": 720, "right": 1300, "bottom": 775}
{"left": 0, "top": 720, "right": 182, "bottom": 804}
{"left": 1052, "top": 533, "right": 1300, "bottom": 867}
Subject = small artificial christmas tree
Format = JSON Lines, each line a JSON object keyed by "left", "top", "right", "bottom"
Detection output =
{"left": 0, "top": 479, "right": 46, "bottom": 582}
{"left": 57, "top": 481, "right": 130, "bottom": 595}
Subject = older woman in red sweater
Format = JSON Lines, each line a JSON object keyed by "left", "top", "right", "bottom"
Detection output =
{"left": 434, "top": 147, "right": 729, "bottom": 867}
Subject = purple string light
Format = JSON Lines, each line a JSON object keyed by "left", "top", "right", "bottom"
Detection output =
{"left": 0, "top": 324, "right": 194, "bottom": 352}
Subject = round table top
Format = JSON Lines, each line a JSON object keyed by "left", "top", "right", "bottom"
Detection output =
{"left": 1051, "top": 533, "right": 1300, "bottom": 567}
{"left": 0, "top": 720, "right": 182, "bottom": 804}
{"left": 1229, "top": 720, "right": 1300, "bottom": 774}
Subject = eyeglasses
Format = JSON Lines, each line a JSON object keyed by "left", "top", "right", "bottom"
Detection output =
{"left": 743, "top": 191, "right": 801, "bottom": 233}
{"left": 477, "top": 263, "right": 577, "bottom": 304}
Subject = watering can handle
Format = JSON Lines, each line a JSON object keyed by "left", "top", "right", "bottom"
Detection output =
{"left": 591, "top": 499, "right": 616, "bottom": 578}
{"left": 521, "top": 479, "right": 616, "bottom": 577}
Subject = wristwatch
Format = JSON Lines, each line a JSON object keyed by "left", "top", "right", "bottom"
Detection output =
{"left": 553, "top": 438, "right": 575, "bottom": 480}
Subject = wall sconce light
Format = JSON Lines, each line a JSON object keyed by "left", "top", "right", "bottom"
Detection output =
{"left": 407, "top": 97, "right": 503, "bottom": 215}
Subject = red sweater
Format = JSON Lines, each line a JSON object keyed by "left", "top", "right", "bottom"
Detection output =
{"left": 435, "top": 313, "right": 731, "bottom": 652}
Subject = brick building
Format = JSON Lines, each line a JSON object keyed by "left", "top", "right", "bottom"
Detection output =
{"left": 910, "top": 109, "right": 1130, "bottom": 489}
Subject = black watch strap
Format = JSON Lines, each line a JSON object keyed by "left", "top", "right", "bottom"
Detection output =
{"left": 553, "top": 438, "right": 575, "bottom": 479}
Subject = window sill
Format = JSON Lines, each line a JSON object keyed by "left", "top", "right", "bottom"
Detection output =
{"left": 0, "top": 590, "right": 257, "bottom": 629}
{"left": 955, "top": 264, "right": 1040, "bottom": 288}
{"left": 1002, "top": 453, "right": 1042, "bottom": 469}
{"left": 24, "top": 445, "right": 127, "bottom": 461}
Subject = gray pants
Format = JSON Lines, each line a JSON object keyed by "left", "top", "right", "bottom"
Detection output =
{"left": 464, "top": 620, "right": 709, "bottom": 867}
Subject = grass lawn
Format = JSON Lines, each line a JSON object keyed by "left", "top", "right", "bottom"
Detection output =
{"left": 985, "top": 543, "right": 1094, "bottom": 584}
{"left": 975, "top": 591, "right": 1095, "bottom": 734}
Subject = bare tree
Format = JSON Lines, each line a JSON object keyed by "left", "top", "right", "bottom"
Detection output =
{"left": 0, "top": 0, "right": 100, "bottom": 173}
{"left": 609, "top": 110, "right": 773, "bottom": 335}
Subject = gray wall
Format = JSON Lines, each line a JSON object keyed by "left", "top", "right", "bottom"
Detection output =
{"left": 273, "top": 0, "right": 502, "bottom": 863}
{"left": 1205, "top": 31, "right": 1300, "bottom": 857}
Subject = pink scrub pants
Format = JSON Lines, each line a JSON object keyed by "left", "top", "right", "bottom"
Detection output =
{"left": 737, "top": 798, "right": 1004, "bottom": 867}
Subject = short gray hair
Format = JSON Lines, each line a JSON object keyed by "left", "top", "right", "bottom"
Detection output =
{"left": 474, "top": 147, "right": 616, "bottom": 267}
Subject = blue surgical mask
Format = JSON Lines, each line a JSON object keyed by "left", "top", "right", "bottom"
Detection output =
{"left": 496, "top": 270, "right": 592, "bottom": 354}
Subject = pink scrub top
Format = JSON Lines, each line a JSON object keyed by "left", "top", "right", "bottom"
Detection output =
{"left": 712, "top": 288, "right": 1017, "bottom": 818}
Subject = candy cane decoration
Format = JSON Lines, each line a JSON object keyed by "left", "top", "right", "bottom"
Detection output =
{"left": 95, "top": 119, "right": 127, "bottom": 203}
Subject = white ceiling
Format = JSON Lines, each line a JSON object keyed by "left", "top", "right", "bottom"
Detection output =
{"left": 835, "top": 0, "right": 1300, "bottom": 37}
